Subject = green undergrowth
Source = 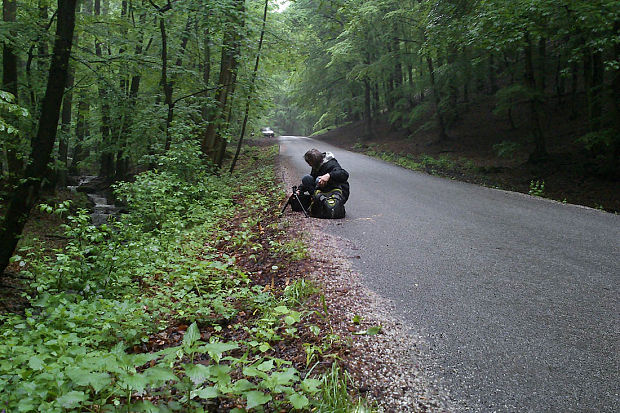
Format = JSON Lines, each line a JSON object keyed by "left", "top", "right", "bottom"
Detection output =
{"left": 355, "top": 142, "right": 476, "bottom": 177}
{"left": 0, "top": 141, "right": 372, "bottom": 412}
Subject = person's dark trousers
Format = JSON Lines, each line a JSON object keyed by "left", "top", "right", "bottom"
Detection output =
{"left": 301, "top": 174, "right": 320, "bottom": 194}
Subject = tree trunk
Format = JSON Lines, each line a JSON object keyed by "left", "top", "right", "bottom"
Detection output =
{"left": 524, "top": 31, "right": 547, "bottom": 162}
{"left": 3, "top": 0, "right": 22, "bottom": 176}
{"left": 229, "top": 0, "right": 268, "bottom": 174}
{"left": 201, "top": 0, "right": 243, "bottom": 162}
{"left": 537, "top": 37, "right": 546, "bottom": 91}
{"left": 58, "top": 59, "right": 75, "bottom": 187}
{"left": 0, "top": 0, "right": 78, "bottom": 275}
{"left": 426, "top": 55, "right": 448, "bottom": 141}
{"left": 200, "top": 25, "right": 212, "bottom": 124}
{"left": 488, "top": 52, "right": 498, "bottom": 95}
{"left": 159, "top": 16, "right": 174, "bottom": 151}
{"left": 590, "top": 50, "right": 604, "bottom": 132}
{"left": 95, "top": 0, "right": 113, "bottom": 179}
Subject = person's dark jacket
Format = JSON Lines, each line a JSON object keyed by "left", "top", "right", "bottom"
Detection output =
{"left": 311, "top": 152, "right": 350, "bottom": 202}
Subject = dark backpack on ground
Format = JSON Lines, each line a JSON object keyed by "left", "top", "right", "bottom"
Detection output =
{"left": 310, "top": 188, "right": 346, "bottom": 219}
{"left": 289, "top": 192, "right": 312, "bottom": 212}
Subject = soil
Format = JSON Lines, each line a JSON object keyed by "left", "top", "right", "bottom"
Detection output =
{"left": 313, "top": 97, "right": 619, "bottom": 213}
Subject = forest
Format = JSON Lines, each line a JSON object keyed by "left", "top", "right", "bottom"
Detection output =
{"left": 0, "top": 0, "right": 618, "bottom": 411}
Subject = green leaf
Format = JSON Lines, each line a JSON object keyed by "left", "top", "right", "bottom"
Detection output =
{"left": 210, "top": 364, "right": 232, "bottom": 386}
{"left": 270, "top": 367, "right": 297, "bottom": 385}
{"left": 66, "top": 368, "right": 111, "bottom": 393}
{"left": 246, "top": 391, "right": 271, "bottom": 409}
{"left": 289, "top": 393, "right": 309, "bottom": 409}
{"left": 232, "top": 379, "right": 256, "bottom": 393}
{"left": 183, "top": 322, "right": 201, "bottom": 348}
{"left": 273, "top": 305, "right": 289, "bottom": 314}
{"left": 184, "top": 363, "right": 213, "bottom": 386}
{"left": 122, "top": 373, "right": 149, "bottom": 393}
{"left": 144, "top": 366, "right": 178, "bottom": 383}
{"left": 88, "top": 373, "right": 113, "bottom": 393}
{"left": 191, "top": 386, "right": 219, "bottom": 400}
{"left": 256, "top": 359, "right": 274, "bottom": 372}
{"left": 28, "top": 355, "right": 44, "bottom": 371}
{"left": 57, "top": 391, "right": 87, "bottom": 408}
{"left": 301, "top": 378, "right": 321, "bottom": 394}
{"left": 200, "top": 342, "right": 239, "bottom": 363}
{"left": 352, "top": 325, "right": 382, "bottom": 335}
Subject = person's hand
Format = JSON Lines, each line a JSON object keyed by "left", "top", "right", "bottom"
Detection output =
{"left": 317, "top": 173, "right": 330, "bottom": 187}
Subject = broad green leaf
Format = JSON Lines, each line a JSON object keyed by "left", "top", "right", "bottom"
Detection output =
{"left": 88, "top": 373, "right": 112, "bottom": 393}
{"left": 273, "top": 305, "right": 289, "bottom": 314}
{"left": 184, "top": 363, "right": 213, "bottom": 386}
{"left": 289, "top": 393, "right": 309, "bottom": 409}
{"left": 210, "top": 364, "right": 232, "bottom": 385}
{"left": 270, "top": 367, "right": 297, "bottom": 385}
{"left": 183, "top": 322, "right": 200, "bottom": 348}
{"left": 301, "top": 378, "right": 321, "bottom": 394}
{"left": 122, "top": 373, "right": 149, "bottom": 393}
{"left": 144, "top": 366, "right": 178, "bottom": 383}
{"left": 199, "top": 342, "right": 239, "bottom": 363}
{"left": 192, "top": 386, "right": 219, "bottom": 400}
{"left": 232, "top": 379, "right": 256, "bottom": 393}
{"left": 57, "top": 391, "right": 87, "bottom": 408}
{"left": 28, "top": 355, "right": 44, "bottom": 371}
{"left": 246, "top": 391, "right": 271, "bottom": 409}
{"left": 256, "top": 359, "right": 274, "bottom": 372}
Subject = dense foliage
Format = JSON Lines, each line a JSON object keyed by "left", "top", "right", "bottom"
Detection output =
{"left": 1, "top": 145, "right": 367, "bottom": 411}
{"left": 270, "top": 0, "right": 619, "bottom": 168}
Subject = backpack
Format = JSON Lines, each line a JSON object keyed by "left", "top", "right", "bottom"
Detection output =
{"left": 289, "top": 192, "right": 312, "bottom": 212}
{"left": 310, "top": 188, "right": 346, "bottom": 219}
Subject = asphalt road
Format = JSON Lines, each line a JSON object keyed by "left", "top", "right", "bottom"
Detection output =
{"left": 278, "top": 135, "right": 620, "bottom": 412}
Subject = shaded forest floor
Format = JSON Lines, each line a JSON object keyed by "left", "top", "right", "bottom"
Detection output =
{"left": 314, "top": 97, "right": 619, "bottom": 213}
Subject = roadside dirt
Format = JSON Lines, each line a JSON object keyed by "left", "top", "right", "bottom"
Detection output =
{"left": 312, "top": 103, "right": 619, "bottom": 213}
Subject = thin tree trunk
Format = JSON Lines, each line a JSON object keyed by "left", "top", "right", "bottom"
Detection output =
{"left": 426, "top": 55, "right": 448, "bottom": 141}
{"left": 524, "top": 31, "right": 547, "bottom": 162}
{"left": 230, "top": 0, "right": 268, "bottom": 174}
{"left": 488, "top": 52, "right": 498, "bottom": 95}
{"left": 0, "top": 0, "right": 78, "bottom": 275}
{"left": 94, "top": 0, "right": 113, "bottom": 179}
{"left": 58, "top": 58, "right": 75, "bottom": 187}
{"left": 159, "top": 16, "right": 173, "bottom": 151}
{"left": 590, "top": 50, "right": 603, "bottom": 132}
{"left": 3, "top": 0, "right": 22, "bottom": 176}
{"left": 538, "top": 37, "right": 546, "bottom": 91}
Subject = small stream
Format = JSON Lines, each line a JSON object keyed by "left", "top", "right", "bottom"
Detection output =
{"left": 68, "top": 176, "right": 119, "bottom": 225}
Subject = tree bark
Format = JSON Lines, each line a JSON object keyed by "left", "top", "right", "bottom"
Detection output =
{"left": 229, "top": 0, "right": 268, "bottom": 174}
{"left": 426, "top": 55, "right": 448, "bottom": 141}
{"left": 94, "top": 0, "right": 113, "bottom": 179}
{"left": 3, "top": 0, "right": 22, "bottom": 176}
{"left": 58, "top": 58, "right": 75, "bottom": 187}
{"left": 0, "top": 0, "right": 78, "bottom": 275}
{"left": 590, "top": 50, "right": 604, "bottom": 132}
{"left": 201, "top": 0, "right": 243, "bottom": 163}
{"left": 524, "top": 31, "right": 547, "bottom": 162}
{"left": 159, "top": 16, "right": 174, "bottom": 151}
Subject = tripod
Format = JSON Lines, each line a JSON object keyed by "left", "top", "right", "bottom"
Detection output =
{"left": 281, "top": 186, "right": 309, "bottom": 218}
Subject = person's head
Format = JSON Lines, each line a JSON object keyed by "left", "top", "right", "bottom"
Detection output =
{"left": 304, "top": 148, "right": 324, "bottom": 169}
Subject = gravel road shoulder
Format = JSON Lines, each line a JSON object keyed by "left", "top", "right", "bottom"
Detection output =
{"left": 279, "top": 159, "right": 452, "bottom": 412}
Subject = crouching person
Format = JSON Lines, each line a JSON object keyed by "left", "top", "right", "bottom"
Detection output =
{"left": 299, "top": 148, "right": 349, "bottom": 218}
